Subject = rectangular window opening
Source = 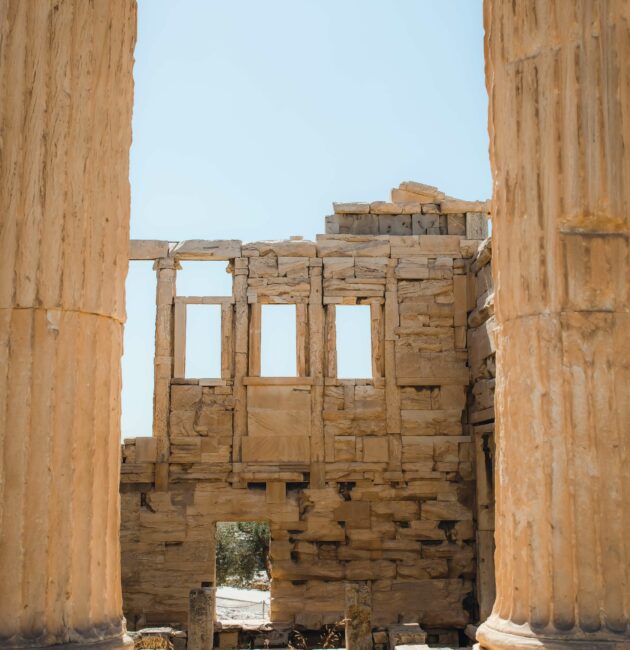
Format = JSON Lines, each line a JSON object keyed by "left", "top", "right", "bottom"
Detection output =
{"left": 185, "top": 304, "right": 222, "bottom": 378}
{"left": 261, "top": 304, "right": 297, "bottom": 377}
{"left": 215, "top": 521, "right": 271, "bottom": 622}
{"left": 122, "top": 261, "right": 156, "bottom": 438}
{"left": 177, "top": 260, "right": 232, "bottom": 296}
{"left": 336, "top": 305, "right": 373, "bottom": 379}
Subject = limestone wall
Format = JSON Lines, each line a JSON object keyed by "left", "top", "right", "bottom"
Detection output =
{"left": 120, "top": 183, "right": 492, "bottom": 641}
{"left": 466, "top": 238, "right": 495, "bottom": 622}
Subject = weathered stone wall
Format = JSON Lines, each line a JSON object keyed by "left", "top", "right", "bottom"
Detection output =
{"left": 120, "top": 183, "right": 491, "bottom": 640}
{"left": 326, "top": 181, "right": 488, "bottom": 241}
{"left": 466, "top": 238, "right": 495, "bottom": 622}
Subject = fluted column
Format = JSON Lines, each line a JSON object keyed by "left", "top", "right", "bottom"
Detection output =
{"left": 0, "top": 1, "right": 136, "bottom": 648}
{"left": 478, "top": 2, "right": 630, "bottom": 649}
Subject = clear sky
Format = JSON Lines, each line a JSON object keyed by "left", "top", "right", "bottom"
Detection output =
{"left": 122, "top": 0, "right": 490, "bottom": 438}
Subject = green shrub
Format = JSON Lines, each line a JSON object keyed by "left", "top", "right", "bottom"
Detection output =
{"left": 215, "top": 522, "right": 271, "bottom": 588}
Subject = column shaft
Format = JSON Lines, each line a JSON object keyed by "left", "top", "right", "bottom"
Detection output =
{"left": 479, "top": 1, "right": 630, "bottom": 648}
{"left": 0, "top": 1, "right": 136, "bottom": 647}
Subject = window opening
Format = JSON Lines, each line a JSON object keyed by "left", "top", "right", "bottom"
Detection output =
{"left": 185, "top": 304, "right": 222, "bottom": 378}
{"left": 261, "top": 304, "right": 297, "bottom": 377}
{"left": 122, "top": 261, "right": 156, "bottom": 437}
{"left": 177, "top": 260, "right": 232, "bottom": 296}
{"left": 215, "top": 521, "right": 271, "bottom": 622}
{"left": 336, "top": 305, "right": 373, "bottom": 379}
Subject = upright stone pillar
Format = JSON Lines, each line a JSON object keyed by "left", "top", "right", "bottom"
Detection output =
{"left": 153, "top": 258, "right": 177, "bottom": 475}
{"left": 0, "top": 1, "right": 136, "bottom": 648}
{"left": 345, "top": 582, "right": 372, "bottom": 650}
{"left": 478, "top": 2, "right": 630, "bottom": 649}
{"left": 188, "top": 586, "right": 215, "bottom": 650}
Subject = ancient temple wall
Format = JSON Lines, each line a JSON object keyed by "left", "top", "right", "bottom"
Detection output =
{"left": 466, "top": 238, "right": 496, "bottom": 622}
{"left": 119, "top": 186, "right": 491, "bottom": 642}
{"left": 0, "top": 1, "right": 137, "bottom": 647}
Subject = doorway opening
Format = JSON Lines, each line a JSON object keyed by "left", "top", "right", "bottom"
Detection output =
{"left": 215, "top": 521, "right": 271, "bottom": 622}
{"left": 335, "top": 304, "right": 373, "bottom": 379}
{"left": 260, "top": 304, "right": 297, "bottom": 377}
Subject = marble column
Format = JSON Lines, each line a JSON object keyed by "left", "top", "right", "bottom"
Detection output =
{"left": 0, "top": 1, "right": 137, "bottom": 648}
{"left": 478, "top": 1, "right": 630, "bottom": 649}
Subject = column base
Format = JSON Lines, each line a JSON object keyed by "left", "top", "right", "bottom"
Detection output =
{"left": 475, "top": 619, "right": 630, "bottom": 650}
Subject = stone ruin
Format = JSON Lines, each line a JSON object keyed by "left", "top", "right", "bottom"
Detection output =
{"left": 1, "top": 2, "right": 628, "bottom": 650}
{"left": 120, "top": 182, "right": 495, "bottom": 648}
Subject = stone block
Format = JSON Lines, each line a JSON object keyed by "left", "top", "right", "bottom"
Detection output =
{"left": 334, "top": 436, "right": 357, "bottom": 461}
{"left": 422, "top": 500, "right": 472, "bottom": 521}
{"left": 170, "top": 437, "right": 201, "bottom": 462}
{"left": 346, "top": 560, "right": 396, "bottom": 580}
{"left": 371, "top": 201, "right": 403, "bottom": 214}
{"left": 354, "top": 257, "right": 388, "bottom": 277}
{"left": 247, "top": 385, "right": 311, "bottom": 437}
{"left": 466, "top": 212, "right": 489, "bottom": 239}
{"left": 171, "top": 385, "right": 202, "bottom": 410}
{"left": 421, "top": 203, "right": 440, "bottom": 214}
{"left": 373, "top": 580, "right": 469, "bottom": 627}
{"left": 397, "top": 559, "right": 448, "bottom": 580}
{"left": 169, "top": 410, "right": 196, "bottom": 437}
{"left": 348, "top": 214, "right": 379, "bottom": 234}
{"left": 411, "top": 213, "right": 439, "bottom": 234}
{"left": 334, "top": 501, "right": 371, "bottom": 526}
{"left": 392, "top": 188, "right": 437, "bottom": 204}
{"left": 241, "top": 435, "right": 310, "bottom": 462}
{"left": 171, "top": 239, "right": 241, "bottom": 260}
{"left": 400, "top": 437, "right": 434, "bottom": 462}
{"left": 398, "top": 181, "right": 442, "bottom": 197}
{"left": 195, "top": 409, "right": 232, "bottom": 436}
{"left": 397, "top": 520, "right": 445, "bottom": 541}
{"left": 249, "top": 256, "right": 278, "bottom": 277}
{"left": 387, "top": 623, "right": 427, "bottom": 650}
{"left": 135, "top": 437, "right": 158, "bottom": 463}
{"left": 396, "top": 258, "right": 429, "bottom": 280}
{"left": 323, "top": 257, "right": 355, "bottom": 278}
{"left": 363, "top": 437, "right": 389, "bottom": 462}
{"left": 129, "top": 239, "right": 170, "bottom": 260}
{"left": 217, "top": 631, "right": 238, "bottom": 650}
{"left": 325, "top": 215, "right": 340, "bottom": 234}
{"left": 278, "top": 256, "right": 309, "bottom": 277}
{"left": 273, "top": 559, "right": 344, "bottom": 580}
{"left": 317, "top": 236, "right": 391, "bottom": 258}
{"left": 446, "top": 214, "right": 466, "bottom": 235}
{"left": 243, "top": 240, "right": 317, "bottom": 257}
{"left": 333, "top": 202, "right": 370, "bottom": 214}
{"left": 435, "top": 385, "right": 466, "bottom": 410}
{"left": 440, "top": 199, "right": 490, "bottom": 213}
{"left": 378, "top": 215, "right": 412, "bottom": 235}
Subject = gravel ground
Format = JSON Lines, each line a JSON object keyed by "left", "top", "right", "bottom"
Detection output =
{"left": 215, "top": 586, "right": 270, "bottom": 621}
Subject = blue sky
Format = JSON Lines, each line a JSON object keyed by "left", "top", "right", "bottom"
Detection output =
{"left": 122, "top": 0, "right": 490, "bottom": 437}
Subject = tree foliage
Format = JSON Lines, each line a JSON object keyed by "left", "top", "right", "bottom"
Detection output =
{"left": 215, "top": 522, "right": 271, "bottom": 588}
